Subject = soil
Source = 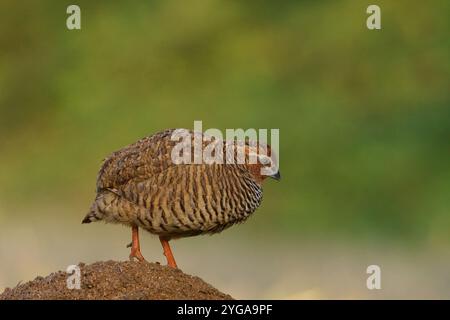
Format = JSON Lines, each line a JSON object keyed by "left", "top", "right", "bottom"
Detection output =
{"left": 0, "top": 260, "right": 233, "bottom": 300}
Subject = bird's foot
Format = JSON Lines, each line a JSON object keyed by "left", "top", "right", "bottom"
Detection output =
{"left": 128, "top": 226, "right": 146, "bottom": 261}
{"left": 165, "top": 255, "right": 178, "bottom": 269}
{"left": 129, "top": 248, "right": 146, "bottom": 262}
{"left": 159, "top": 237, "right": 178, "bottom": 269}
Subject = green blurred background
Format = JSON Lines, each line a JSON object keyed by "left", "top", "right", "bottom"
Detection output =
{"left": 0, "top": 0, "right": 449, "bottom": 298}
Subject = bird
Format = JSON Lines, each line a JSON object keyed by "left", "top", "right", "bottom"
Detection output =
{"left": 82, "top": 128, "right": 280, "bottom": 268}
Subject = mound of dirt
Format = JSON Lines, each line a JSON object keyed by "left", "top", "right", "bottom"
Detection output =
{"left": 0, "top": 260, "right": 233, "bottom": 300}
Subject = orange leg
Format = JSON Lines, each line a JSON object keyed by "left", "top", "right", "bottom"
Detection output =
{"left": 129, "top": 226, "right": 146, "bottom": 262}
{"left": 159, "top": 236, "right": 178, "bottom": 268}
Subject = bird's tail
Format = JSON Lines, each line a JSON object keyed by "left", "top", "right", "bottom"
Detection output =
{"left": 82, "top": 202, "right": 101, "bottom": 224}
{"left": 81, "top": 197, "right": 104, "bottom": 223}
{"left": 82, "top": 190, "right": 117, "bottom": 224}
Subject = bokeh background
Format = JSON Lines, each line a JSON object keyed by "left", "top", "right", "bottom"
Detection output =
{"left": 1, "top": 0, "right": 449, "bottom": 299}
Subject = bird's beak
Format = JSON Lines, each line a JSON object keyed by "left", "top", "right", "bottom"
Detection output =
{"left": 270, "top": 171, "right": 281, "bottom": 181}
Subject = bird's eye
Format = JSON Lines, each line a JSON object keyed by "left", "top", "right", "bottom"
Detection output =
{"left": 258, "top": 155, "right": 271, "bottom": 166}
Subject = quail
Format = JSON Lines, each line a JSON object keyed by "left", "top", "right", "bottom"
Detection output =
{"left": 82, "top": 129, "right": 280, "bottom": 268}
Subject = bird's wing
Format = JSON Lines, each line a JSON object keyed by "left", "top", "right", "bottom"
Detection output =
{"left": 96, "top": 129, "right": 248, "bottom": 192}
{"left": 109, "top": 162, "right": 248, "bottom": 209}
{"left": 96, "top": 129, "right": 180, "bottom": 191}
{"left": 113, "top": 164, "right": 189, "bottom": 205}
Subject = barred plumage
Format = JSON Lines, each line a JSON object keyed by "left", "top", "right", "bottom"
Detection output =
{"left": 82, "top": 129, "right": 279, "bottom": 267}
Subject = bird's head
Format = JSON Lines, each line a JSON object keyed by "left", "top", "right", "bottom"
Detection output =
{"left": 242, "top": 142, "right": 280, "bottom": 184}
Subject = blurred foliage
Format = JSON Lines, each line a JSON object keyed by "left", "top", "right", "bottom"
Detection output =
{"left": 0, "top": 0, "right": 449, "bottom": 244}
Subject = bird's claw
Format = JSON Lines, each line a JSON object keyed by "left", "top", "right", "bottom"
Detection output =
{"left": 129, "top": 249, "right": 146, "bottom": 262}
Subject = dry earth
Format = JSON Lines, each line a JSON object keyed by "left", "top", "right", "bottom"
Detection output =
{"left": 0, "top": 260, "right": 233, "bottom": 300}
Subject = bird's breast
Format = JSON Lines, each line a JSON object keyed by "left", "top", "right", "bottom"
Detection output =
{"left": 129, "top": 165, "right": 263, "bottom": 236}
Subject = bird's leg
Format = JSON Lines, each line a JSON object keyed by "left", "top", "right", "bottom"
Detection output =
{"left": 159, "top": 236, "right": 178, "bottom": 268}
{"left": 129, "top": 226, "right": 146, "bottom": 262}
